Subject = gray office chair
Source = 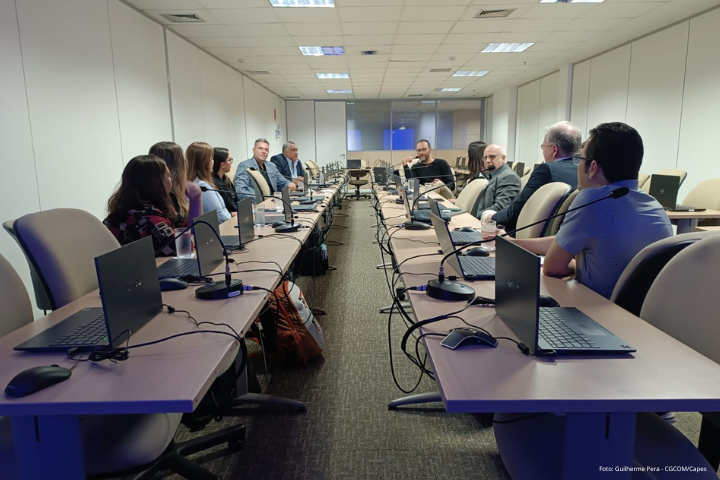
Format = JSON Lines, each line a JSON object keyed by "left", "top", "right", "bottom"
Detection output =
{"left": 2, "top": 220, "right": 52, "bottom": 312}
{"left": 682, "top": 178, "right": 720, "bottom": 226}
{"left": 547, "top": 189, "right": 580, "bottom": 236}
{"left": 348, "top": 169, "right": 370, "bottom": 200}
{"left": 247, "top": 168, "right": 272, "bottom": 205}
{"left": 515, "top": 182, "right": 570, "bottom": 239}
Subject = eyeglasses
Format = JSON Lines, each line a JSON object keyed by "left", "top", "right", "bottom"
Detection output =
{"left": 540, "top": 143, "right": 556, "bottom": 150}
{"left": 572, "top": 155, "right": 587, "bottom": 166}
{"left": 417, "top": 148, "right": 429, "bottom": 152}
{"left": 482, "top": 154, "right": 500, "bottom": 161}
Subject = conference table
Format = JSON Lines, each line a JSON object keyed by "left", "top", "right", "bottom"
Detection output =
{"left": 374, "top": 186, "right": 720, "bottom": 480}
{"left": 0, "top": 175, "right": 346, "bottom": 480}
{"left": 666, "top": 209, "right": 720, "bottom": 234}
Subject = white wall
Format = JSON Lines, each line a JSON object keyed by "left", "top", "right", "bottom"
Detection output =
{"left": 287, "top": 101, "right": 318, "bottom": 162}
{"left": 490, "top": 87, "right": 518, "bottom": 161}
{"left": 0, "top": 0, "right": 287, "bottom": 318}
{"left": 515, "top": 72, "right": 560, "bottom": 164}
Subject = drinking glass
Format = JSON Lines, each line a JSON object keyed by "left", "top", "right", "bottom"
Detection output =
{"left": 254, "top": 205, "right": 266, "bottom": 227}
{"left": 481, "top": 219, "right": 497, "bottom": 251}
{"left": 175, "top": 230, "right": 193, "bottom": 258}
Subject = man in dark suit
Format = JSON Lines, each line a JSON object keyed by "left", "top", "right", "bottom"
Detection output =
{"left": 488, "top": 121, "right": 582, "bottom": 232}
{"left": 473, "top": 144, "right": 522, "bottom": 220}
{"left": 270, "top": 141, "right": 305, "bottom": 185}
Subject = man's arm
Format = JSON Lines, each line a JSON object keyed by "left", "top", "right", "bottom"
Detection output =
{"left": 437, "top": 160, "right": 455, "bottom": 192}
{"left": 509, "top": 235, "right": 575, "bottom": 277}
{"left": 493, "top": 164, "right": 550, "bottom": 226}
{"left": 233, "top": 167, "right": 257, "bottom": 201}
{"left": 485, "top": 174, "right": 521, "bottom": 213}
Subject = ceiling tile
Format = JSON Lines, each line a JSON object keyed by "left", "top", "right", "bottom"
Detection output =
{"left": 242, "top": 36, "right": 296, "bottom": 47}
{"left": 406, "top": 0, "right": 471, "bottom": 4}
{"left": 397, "top": 22, "right": 455, "bottom": 34}
{"left": 530, "top": 41, "right": 582, "bottom": 52}
{"left": 344, "top": 45, "right": 391, "bottom": 55}
{"left": 339, "top": 7, "right": 402, "bottom": 22}
{"left": 559, "top": 18, "right": 630, "bottom": 31}
{"left": 250, "top": 47, "right": 301, "bottom": 56}
{"left": 126, "top": 0, "right": 203, "bottom": 8}
{"left": 193, "top": 37, "right": 249, "bottom": 48}
{"left": 443, "top": 33, "right": 497, "bottom": 44}
{"left": 226, "top": 23, "right": 286, "bottom": 36}
{"left": 291, "top": 35, "right": 344, "bottom": 45}
{"left": 206, "top": 47, "right": 256, "bottom": 57}
{"left": 460, "top": 4, "right": 532, "bottom": 20}
{"left": 580, "top": 2, "right": 663, "bottom": 19}
{"left": 336, "top": 0, "right": 403, "bottom": 5}
{"left": 197, "top": 0, "right": 268, "bottom": 7}
{"left": 390, "top": 54, "right": 430, "bottom": 62}
{"left": 145, "top": 8, "right": 222, "bottom": 25}
{"left": 211, "top": 8, "right": 279, "bottom": 24}
{"left": 451, "top": 19, "right": 512, "bottom": 34}
{"left": 392, "top": 44, "right": 439, "bottom": 54}
{"left": 274, "top": 8, "right": 340, "bottom": 23}
{"left": 503, "top": 18, "right": 571, "bottom": 32}
{"left": 541, "top": 30, "right": 603, "bottom": 42}
{"left": 394, "top": 34, "right": 446, "bottom": 45}
{"left": 342, "top": 23, "right": 397, "bottom": 35}
{"left": 169, "top": 24, "right": 234, "bottom": 38}
{"left": 520, "top": 3, "right": 597, "bottom": 20}
{"left": 344, "top": 35, "right": 395, "bottom": 46}
{"left": 400, "top": 6, "right": 468, "bottom": 22}
{"left": 492, "top": 32, "right": 549, "bottom": 43}
{"left": 284, "top": 23, "right": 343, "bottom": 35}
{"left": 430, "top": 52, "right": 475, "bottom": 61}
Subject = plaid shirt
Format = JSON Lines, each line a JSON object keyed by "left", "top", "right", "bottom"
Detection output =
{"left": 105, "top": 204, "right": 187, "bottom": 257}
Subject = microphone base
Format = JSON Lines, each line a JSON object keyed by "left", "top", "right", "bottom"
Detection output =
{"left": 404, "top": 221, "right": 431, "bottom": 231}
{"left": 274, "top": 223, "right": 300, "bottom": 233}
{"left": 427, "top": 279, "right": 475, "bottom": 301}
{"left": 195, "top": 279, "right": 243, "bottom": 300}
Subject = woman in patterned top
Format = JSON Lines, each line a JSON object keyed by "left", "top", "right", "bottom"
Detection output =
{"left": 149, "top": 141, "right": 189, "bottom": 219}
{"left": 104, "top": 155, "right": 202, "bottom": 257}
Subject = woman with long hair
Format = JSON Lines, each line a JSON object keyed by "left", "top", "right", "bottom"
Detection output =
{"left": 105, "top": 155, "right": 202, "bottom": 257}
{"left": 211, "top": 147, "right": 237, "bottom": 213}
{"left": 467, "top": 141, "right": 488, "bottom": 182}
{"left": 187, "top": 142, "right": 233, "bottom": 224}
{"left": 149, "top": 141, "right": 189, "bottom": 218}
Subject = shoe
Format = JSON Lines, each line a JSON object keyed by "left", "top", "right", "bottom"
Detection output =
{"left": 659, "top": 412, "right": 677, "bottom": 424}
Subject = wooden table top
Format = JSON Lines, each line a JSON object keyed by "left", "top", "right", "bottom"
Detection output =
{"left": 666, "top": 209, "right": 720, "bottom": 220}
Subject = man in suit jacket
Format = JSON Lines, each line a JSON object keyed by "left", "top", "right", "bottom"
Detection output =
{"left": 488, "top": 121, "right": 582, "bottom": 232}
{"left": 270, "top": 141, "right": 305, "bottom": 185}
{"left": 473, "top": 144, "right": 521, "bottom": 219}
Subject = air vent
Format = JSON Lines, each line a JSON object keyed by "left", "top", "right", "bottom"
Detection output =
{"left": 361, "top": 50, "right": 377, "bottom": 56}
{"left": 160, "top": 13, "right": 205, "bottom": 23}
{"left": 247, "top": 70, "right": 271, "bottom": 75}
{"left": 474, "top": 8, "right": 515, "bottom": 18}
{"left": 429, "top": 68, "right": 452, "bottom": 73}
{"left": 408, "top": 94, "right": 423, "bottom": 98}
{"left": 286, "top": 96, "right": 302, "bottom": 99}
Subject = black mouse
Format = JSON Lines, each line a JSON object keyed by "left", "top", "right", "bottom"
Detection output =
{"left": 5, "top": 365, "right": 72, "bottom": 398}
{"left": 441, "top": 328, "right": 498, "bottom": 349}
{"left": 457, "top": 226, "right": 477, "bottom": 232}
{"left": 159, "top": 278, "right": 188, "bottom": 292}
{"left": 464, "top": 246, "right": 490, "bottom": 257}
{"left": 271, "top": 221, "right": 287, "bottom": 228}
{"left": 539, "top": 295, "right": 560, "bottom": 308}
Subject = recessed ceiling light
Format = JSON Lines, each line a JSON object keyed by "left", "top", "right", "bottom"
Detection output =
{"left": 435, "top": 88, "right": 462, "bottom": 92}
{"left": 269, "top": 0, "right": 334, "bottom": 7}
{"left": 482, "top": 43, "right": 534, "bottom": 53}
{"left": 540, "top": 0, "right": 603, "bottom": 3}
{"left": 453, "top": 71, "right": 489, "bottom": 77}
{"left": 421, "top": 100, "right": 436, "bottom": 104}
{"left": 300, "top": 46, "right": 345, "bottom": 56}
{"left": 327, "top": 89, "right": 352, "bottom": 94}
{"left": 316, "top": 73, "right": 350, "bottom": 79}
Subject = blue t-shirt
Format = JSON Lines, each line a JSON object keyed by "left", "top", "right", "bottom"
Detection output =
{"left": 554, "top": 179, "right": 672, "bottom": 299}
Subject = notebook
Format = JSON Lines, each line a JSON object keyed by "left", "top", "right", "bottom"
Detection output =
{"left": 222, "top": 198, "right": 255, "bottom": 249}
{"left": 156, "top": 210, "right": 224, "bottom": 279}
{"left": 648, "top": 174, "right": 705, "bottom": 212}
{"left": 429, "top": 212, "right": 495, "bottom": 281}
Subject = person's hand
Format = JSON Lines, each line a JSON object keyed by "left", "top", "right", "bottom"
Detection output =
{"left": 292, "top": 178, "right": 299, "bottom": 185}
{"left": 402, "top": 156, "right": 413, "bottom": 167}
{"left": 296, "top": 176, "right": 304, "bottom": 182}
{"left": 449, "top": 198, "right": 457, "bottom": 204}
{"left": 231, "top": 212, "right": 237, "bottom": 218}
{"left": 288, "top": 182, "right": 297, "bottom": 192}
{"left": 481, "top": 210, "right": 496, "bottom": 222}
{"left": 184, "top": 182, "right": 202, "bottom": 201}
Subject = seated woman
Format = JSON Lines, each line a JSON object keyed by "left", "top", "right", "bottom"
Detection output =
{"left": 149, "top": 141, "right": 189, "bottom": 219}
{"left": 211, "top": 147, "right": 237, "bottom": 213}
{"left": 187, "top": 141, "right": 233, "bottom": 224}
{"left": 104, "top": 155, "right": 202, "bottom": 256}
{"left": 450, "top": 141, "right": 487, "bottom": 204}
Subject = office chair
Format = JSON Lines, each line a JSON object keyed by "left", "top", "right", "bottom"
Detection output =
{"left": 637, "top": 172, "right": 650, "bottom": 191}
{"left": 518, "top": 173, "right": 531, "bottom": 195}
{"left": 514, "top": 182, "right": 570, "bottom": 239}
{"left": 347, "top": 169, "right": 370, "bottom": 200}
{"left": 682, "top": 178, "right": 720, "bottom": 225}
{"left": 247, "top": 168, "right": 272, "bottom": 203}
{"left": 2, "top": 220, "right": 52, "bottom": 312}
{"left": 643, "top": 168, "right": 688, "bottom": 193}
{"left": 305, "top": 160, "right": 320, "bottom": 179}
{"left": 0, "top": 252, "right": 246, "bottom": 480}
{"left": 547, "top": 189, "right": 580, "bottom": 236}
{"left": 454, "top": 178, "right": 487, "bottom": 213}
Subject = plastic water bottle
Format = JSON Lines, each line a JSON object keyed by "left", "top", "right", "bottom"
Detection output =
{"left": 319, "top": 172, "right": 325, "bottom": 185}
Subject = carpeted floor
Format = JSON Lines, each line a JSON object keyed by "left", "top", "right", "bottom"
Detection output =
{"left": 160, "top": 196, "right": 714, "bottom": 480}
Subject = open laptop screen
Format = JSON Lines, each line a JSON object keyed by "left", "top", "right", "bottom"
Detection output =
{"left": 428, "top": 212, "right": 464, "bottom": 280}
{"left": 347, "top": 159, "right": 362, "bottom": 169}
{"left": 648, "top": 174, "right": 679, "bottom": 210}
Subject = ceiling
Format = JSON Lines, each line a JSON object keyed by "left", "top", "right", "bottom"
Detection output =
{"left": 124, "top": 0, "right": 720, "bottom": 100}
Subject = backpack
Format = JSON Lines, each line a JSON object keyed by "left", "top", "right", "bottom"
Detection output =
{"left": 254, "top": 281, "right": 324, "bottom": 365}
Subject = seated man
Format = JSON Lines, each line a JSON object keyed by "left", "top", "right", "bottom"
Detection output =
{"left": 401, "top": 139, "right": 455, "bottom": 198}
{"left": 234, "top": 138, "right": 296, "bottom": 202}
{"left": 474, "top": 144, "right": 521, "bottom": 219}
{"left": 487, "top": 121, "right": 581, "bottom": 232}
{"left": 271, "top": 141, "right": 305, "bottom": 185}
{"left": 511, "top": 122, "right": 672, "bottom": 299}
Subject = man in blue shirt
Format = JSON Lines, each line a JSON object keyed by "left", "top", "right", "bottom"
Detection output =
{"left": 512, "top": 122, "right": 672, "bottom": 299}
{"left": 234, "top": 138, "right": 296, "bottom": 202}
{"left": 270, "top": 141, "right": 305, "bottom": 185}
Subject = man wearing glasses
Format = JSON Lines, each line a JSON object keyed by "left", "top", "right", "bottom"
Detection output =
{"left": 401, "top": 139, "right": 456, "bottom": 198}
{"left": 473, "top": 144, "right": 521, "bottom": 220}
{"left": 484, "top": 121, "right": 581, "bottom": 230}
{"left": 512, "top": 122, "right": 671, "bottom": 299}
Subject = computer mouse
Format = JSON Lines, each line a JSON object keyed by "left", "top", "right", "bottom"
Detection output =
{"left": 5, "top": 365, "right": 72, "bottom": 398}
{"left": 457, "top": 226, "right": 477, "bottom": 232}
{"left": 271, "top": 221, "right": 287, "bottom": 228}
{"left": 159, "top": 278, "right": 188, "bottom": 292}
{"left": 539, "top": 295, "right": 560, "bottom": 308}
{"left": 464, "top": 247, "right": 490, "bottom": 257}
{"left": 441, "top": 328, "right": 498, "bottom": 350}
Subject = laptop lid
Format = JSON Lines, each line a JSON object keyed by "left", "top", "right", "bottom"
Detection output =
{"left": 373, "top": 167, "right": 387, "bottom": 184}
{"left": 281, "top": 185, "right": 293, "bottom": 223}
{"left": 236, "top": 198, "right": 255, "bottom": 245}
{"left": 495, "top": 236, "right": 541, "bottom": 355}
{"left": 429, "top": 212, "right": 465, "bottom": 279}
{"left": 347, "top": 159, "right": 362, "bottom": 169}
{"left": 193, "top": 211, "right": 225, "bottom": 276}
{"left": 399, "top": 187, "right": 412, "bottom": 221}
{"left": 648, "top": 174, "right": 679, "bottom": 210}
{"left": 96, "top": 236, "right": 163, "bottom": 348}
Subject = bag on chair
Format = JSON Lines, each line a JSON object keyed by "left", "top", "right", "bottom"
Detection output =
{"left": 254, "top": 281, "right": 324, "bottom": 366}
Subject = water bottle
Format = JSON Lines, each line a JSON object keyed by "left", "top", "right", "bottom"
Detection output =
{"left": 319, "top": 172, "right": 325, "bottom": 185}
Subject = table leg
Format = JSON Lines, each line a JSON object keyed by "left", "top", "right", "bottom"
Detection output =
{"left": 12, "top": 415, "right": 85, "bottom": 480}
{"left": 563, "top": 412, "right": 636, "bottom": 480}
{"left": 676, "top": 218, "right": 698, "bottom": 234}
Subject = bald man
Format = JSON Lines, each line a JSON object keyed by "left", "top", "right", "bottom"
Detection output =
{"left": 473, "top": 144, "right": 521, "bottom": 220}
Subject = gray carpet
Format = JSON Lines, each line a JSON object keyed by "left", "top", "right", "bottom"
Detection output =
{"left": 160, "top": 197, "right": 713, "bottom": 480}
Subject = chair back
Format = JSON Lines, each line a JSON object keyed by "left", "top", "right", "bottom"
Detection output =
{"left": 610, "top": 231, "right": 720, "bottom": 317}
{"left": 643, "top": 169, "right": 688, "bottom": 193}
{"left": 455, "top": 178, "right": 487, "bottom": 212}
{"left": 13, "top": 209, "right": 120, "bottom": 310}
{"left": 638, "top": 172, "right": 650, "bottom": 191}
{"left": 640, "top": 235, "right": 720, "bottom": 365}
{"left": 305, "top": 160, "right": 320, "bottom": 178}
{"left": 548, "top": 189, "right": 581, "bottom": 236}
{"left": 3, "top": 220, "right": 52, "bottom": 311}
{"left": 518, "top": 173, "right": 531, "bottom": 195}
{"left": 0, "top": 253, "right": 34, "bottom": 337}
{"left": 682, "top": 179, "right": 720, "bottom": 211}
{"left": 349, "top": 169, "right": 370, "bottom": 185}
{"left": 515, "top": 182, "right": 570, "bottom": 239}
{"left": 247, "top": 168, "right": 271, "bottom": 201}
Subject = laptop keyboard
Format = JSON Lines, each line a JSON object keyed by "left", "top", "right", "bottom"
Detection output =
{"left": 158, "top": 259, "right": 199, "bottom": 279}
{"left": 451, "top": 231, "right": 482, "bottom": 244}
{"left": 538, "top": 308, "right": 600, "bottom": 349}
{"left": 459, "top": 256, "right": 495, "bottom": 276}
{"left": 50, "top": 315, "right": 108, "bottom": 347}
{"left": 221, "top": 235, "right": 240, "bottom": 247}
{"left": 265, "top": 215, "right": 286, "bottom": 224}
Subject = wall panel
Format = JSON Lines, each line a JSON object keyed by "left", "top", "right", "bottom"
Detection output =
{"left": 166, "top": 31, "right": 204, "bottom": 150}
{"left": 587, "top": 45, "right": 631, "bottom": 128}
{"left": 570, "top": 60, "right": 591, "bottom": 137}
{"left": 199, "top": 51, "right": 229, "bottom": 149}
{"left": 515, "top": 80, "right": 541, "bottom": 164}
{"left": 287, "top": 101, "right": 318, "bottom": 163}
{"left": 223, "top": 65, "right": 247, "bottom": 175}
{"left": 538, "top": 72, "right": 560, "bottom": 162}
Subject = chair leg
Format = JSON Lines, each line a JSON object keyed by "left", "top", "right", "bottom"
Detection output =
{"left": 231, "top": 393, "right": 307, "bottom": 411}
{"left": 174, "top": 424, "right": 246, "bottom": 457}
{"left": 388, "top": 391, "right": 443, "bottom": 410}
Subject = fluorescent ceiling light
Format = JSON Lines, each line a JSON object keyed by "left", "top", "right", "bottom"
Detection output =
{"left": 270, "top": 0, "right": 334, "bottom": 7}
{"left": 482, "top": 43, "right": 534, "bottom": 53}
{"left": 540, "top": 0, "right": 603, "bottom": 3}
{"left": 300, "top": 46, "right": 345, "bottom": 56}
{"left": 327, "top": 89, "right": 352, "bottom": 94}
{"left": 316, "top": 73, "right": 350, "bottom": 79}
{"left": 435, "top": 88, "right": 462, "bottom": 92}
{"left": 453, "top": 71, "right": 489, "bottom": 77}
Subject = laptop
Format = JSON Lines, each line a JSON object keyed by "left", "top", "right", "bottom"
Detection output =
{"left": 495, "top": 236, "right": 636, "bottom": 355}
{"left": 374, "top": 167, "right": 388, "bottom": 185}
{"left": 409, "top": 191, "right": 450, "bottom": 223}
{"left": 428, "top": 199, "right": 480, "bottom": 245}
{"left": 429, "top": 212, "right": 495, "bottom": 281}
{"left": 156, "top": 210, "right": 224, "bottom": 279}
{"left": 649, "top": 174, "right": 705, "bottom": 212}
{"left": 15, "top": 237, "right": 163, "bottom": 352}
{"left": 264, "top": 186, "right": 295, "bottom": 224}
{"left": 282, "top": 184, "right": 317, "bottom": 213}
{"left": 222, "top": 199, "right": 255, "bottom": 250}
{"left": 347, "top": 159, "right": 362, "bottom": 169}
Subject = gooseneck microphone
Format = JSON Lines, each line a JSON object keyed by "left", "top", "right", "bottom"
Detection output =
{"left": 426, "top": 186, "right": 631, "bottom": 301}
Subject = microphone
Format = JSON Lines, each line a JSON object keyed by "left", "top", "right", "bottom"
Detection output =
{"left": 426, "top": 186, "right": 631, "bottom": 301}
{"left": 258, "top": 193, "right": 306, "bottom": 233}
